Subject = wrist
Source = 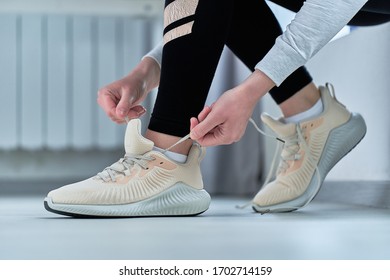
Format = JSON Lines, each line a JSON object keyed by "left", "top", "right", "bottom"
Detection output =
{"left": 130, "top": 57, "right": 161, "bottom": 93}
{"left": 239, "top": 69, "right": 275, "bottom": 104}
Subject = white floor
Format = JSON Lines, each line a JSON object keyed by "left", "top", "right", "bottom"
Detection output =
{"left": 1, "top": 196, "right": 389, "bottom": 260}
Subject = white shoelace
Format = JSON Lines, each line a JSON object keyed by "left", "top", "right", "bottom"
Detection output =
{"left": 97, "top": 117, "right": 192, "bottom": 182}
{"left": 237, "top": 118, "right": 322, "bottom": 210}
{"left": 97, "top": 154, "right": 155, "bottom": 182}
{"left": 118, "top": 116, "right": 321, "bottom": 209}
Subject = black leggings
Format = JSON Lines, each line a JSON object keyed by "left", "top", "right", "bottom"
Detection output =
{"left": 149, "top": 0, "right": 390, "bottom": 137}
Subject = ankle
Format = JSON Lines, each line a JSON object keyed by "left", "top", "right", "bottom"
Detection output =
{"left": 145, "top": 129, "right": 192, "bottom": 155}
{"left": 284, "top": 98, "right": 323, "bottom": 124}
{"left": 279, "top": 83, "right": 321, "bottom": 118}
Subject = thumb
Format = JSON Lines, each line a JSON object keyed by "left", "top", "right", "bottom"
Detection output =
{"left": 116, "top": 92, "right": 134, "bottom": 118}
{"left": 190, "top": 113, "right": 220, "bottom": 140}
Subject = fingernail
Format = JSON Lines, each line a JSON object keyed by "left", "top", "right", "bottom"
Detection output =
{"left": 190, "top": 131, "right": 197, "bottom": 139}
{"left": 118, "top": 109, "right": 127, "bottom": 117}
{"left": 137, "top": 107, "right": 147, "bottom": 116}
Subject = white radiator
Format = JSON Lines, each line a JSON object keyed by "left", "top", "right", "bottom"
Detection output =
{"left": 0, "top": 14, "right": 162, "bottom": 150}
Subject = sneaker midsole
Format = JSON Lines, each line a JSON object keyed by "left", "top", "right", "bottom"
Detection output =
{"left": 45, "top": 183, "right": 211, "bottom": 217}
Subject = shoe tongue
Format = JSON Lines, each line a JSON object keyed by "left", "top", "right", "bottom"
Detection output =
{"left": 261, "top": 113, "right": 296, "bottom": 138}
{"left": 124, "top": 119, "right": 154, "bottom": 155}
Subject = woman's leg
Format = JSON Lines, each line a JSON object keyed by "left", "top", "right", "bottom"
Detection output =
{"left": 250, "top": 0, "right": 373, "bottom": 213}
{"left": 348, "top": 11, "right": 390, "bottom": 26}
{"left": 226, "top": 0, "right": 388, "bottom": 118}
{"left": 148, "top": 0, "right": 390, "bottom": 154}
{"left": 147, "top": 0, "right": 235, "bottom": 154}
{"left": 225, "top": 0, "right": 319, "bottom": 118}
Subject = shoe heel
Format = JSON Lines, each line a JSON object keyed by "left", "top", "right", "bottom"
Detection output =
{"left": 303, "top": 113, "right": 367, "bottom": 205}
{"left": 253, "top": 113, "right": 367, "bottom": 213}
{"left": 319, "top": 113, "right": 367, "bottom": 177}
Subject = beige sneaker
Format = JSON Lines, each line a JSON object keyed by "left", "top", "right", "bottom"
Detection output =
{"left": 44, "top": 119, "right": 211, "bottom": 217}
{"left": 253, "top": 84, "right": 366, "bottom": 213}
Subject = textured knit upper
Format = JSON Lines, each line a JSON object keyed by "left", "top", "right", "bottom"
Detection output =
{"left": 47, "top": 119, "right": 206, "bottom": 205}
{"left": 253, "top": 85, "right": 351, "bottom": 206}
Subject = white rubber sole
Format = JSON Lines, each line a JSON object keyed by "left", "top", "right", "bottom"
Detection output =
{"left": 44, "top": 183, "right": 211, "bottom": 217}
{"left": 253, "top": 113, "right": 367, "bottom": 213}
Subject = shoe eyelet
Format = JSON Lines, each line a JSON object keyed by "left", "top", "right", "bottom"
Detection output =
{"left": 160, "top": 162, "right": 164, "bottom": 165}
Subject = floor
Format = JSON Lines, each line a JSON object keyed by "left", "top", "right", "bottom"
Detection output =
{"left": 1, "top": 195, "right": 389, "bottom": 260}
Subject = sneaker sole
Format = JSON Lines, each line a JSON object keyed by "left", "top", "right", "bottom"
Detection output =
{"left": 253, "top": 112, "right": 367, "bottom": 213}
{"left": 44, "top": 183, "right": 211, "bottom": 218}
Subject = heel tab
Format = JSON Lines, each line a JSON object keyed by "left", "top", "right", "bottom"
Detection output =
{"left": 325, "top": 83, "right": 345, "bottom": 105}
{"left": 124, "top": 118, "right": 154, "bottom": 155}
{"left": 325, "top": 83, "right": 336, "bottom": 99}
{"left": 187, "top": 142, "right": 206, "bottom": 163}
{"left": 195, "top": 142, "right": 206, "bottom": 162}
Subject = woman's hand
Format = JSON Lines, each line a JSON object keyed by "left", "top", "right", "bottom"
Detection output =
{"left": 190, "top": 70, "right": 275, "bottom": 146}
{"left": 97, "top": 57, "right": 160, "bottom": 124}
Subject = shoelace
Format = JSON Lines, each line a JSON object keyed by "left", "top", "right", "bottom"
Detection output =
{"left": 105, "top": 116, "right": 321, "bottom": 207}
{"left": 237, "top": 118, "right": 322, "bottom": 211}
{"left": 249, "top": 83, "right": 335, "bottom": 208}
{"left": 97, "top": 117, "right": 192, "bottom": 182}
{"left": 97, "top": 154, "right": 156, "bottom": 182}
{"left": 275, "top": 130, "right": 302, "bottom": 175}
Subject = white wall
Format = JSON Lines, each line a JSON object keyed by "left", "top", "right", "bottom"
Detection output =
{"left": 0, "top": 13, "right": 163, "bottom": 181}
{"left": 307, "top": 23, "right": 390, "bottom": 181}
{"left": 0, "top": 14, "right": 162, "bottom": 151}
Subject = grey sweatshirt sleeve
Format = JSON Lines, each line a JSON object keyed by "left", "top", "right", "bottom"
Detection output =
{"left": 256, "top": 0, "right": 368, "bottom": 86}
